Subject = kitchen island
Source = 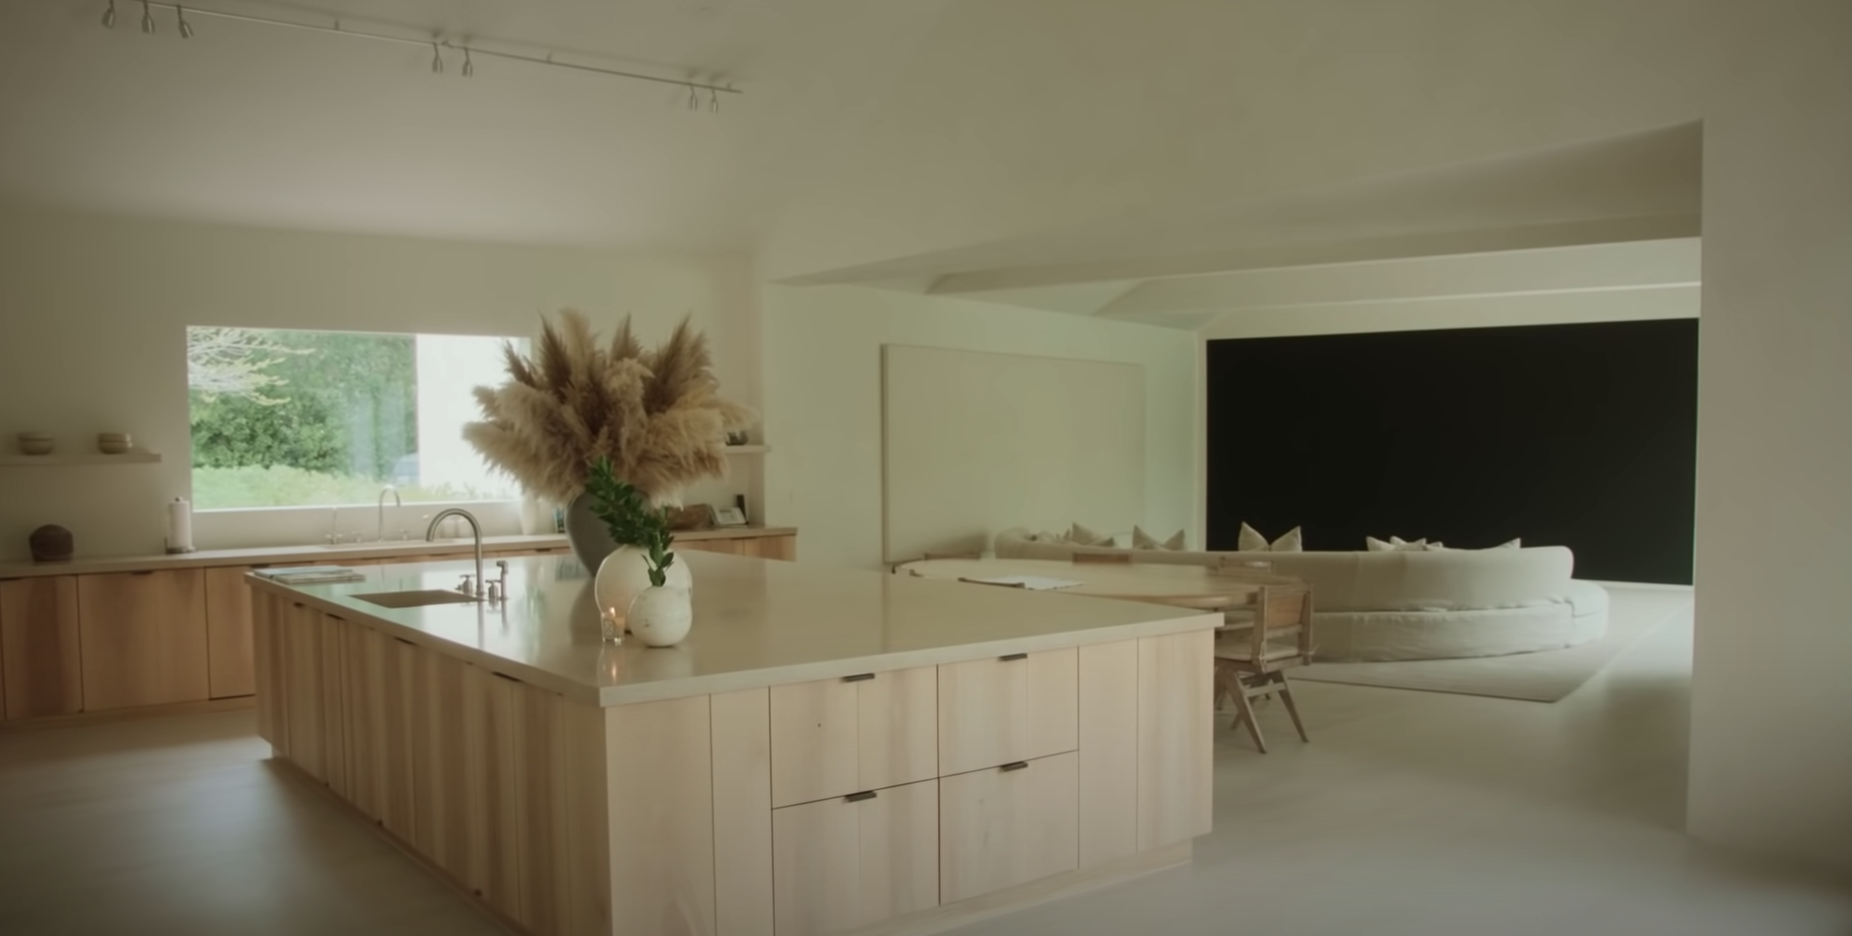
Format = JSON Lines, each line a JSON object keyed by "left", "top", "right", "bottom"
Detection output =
{"left": 247, "top": 551, "right": 1218, "bottom": 936}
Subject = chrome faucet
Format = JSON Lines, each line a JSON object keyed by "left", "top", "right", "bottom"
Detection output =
{"left": 376, "top": 486, "right": 402, "bottom": 542}
{"left": 425, "top": 508, "right": 484, "bottom": 599}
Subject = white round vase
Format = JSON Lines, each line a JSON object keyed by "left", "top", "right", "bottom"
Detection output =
{"left": 594, "top": 547, "right": 693, "bottom": 626}
{"left": 627, "top": 585, "right": 693, "bottom": 647}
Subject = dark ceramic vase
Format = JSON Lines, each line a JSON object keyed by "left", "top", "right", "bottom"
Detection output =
{"left": 564, "top": 493, "right": 618, "bottom": 570}
{"left": 29, "top": 524, "right": 74, "bottom": 563}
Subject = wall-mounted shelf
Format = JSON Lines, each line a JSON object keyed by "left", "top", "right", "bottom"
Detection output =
{"left": 723, "top": 445, "right": 771, "bottom": 455}
{"left": 0, "top": 448, "right": 163, "bottom": 467}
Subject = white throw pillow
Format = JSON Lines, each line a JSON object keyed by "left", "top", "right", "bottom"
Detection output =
{"left": 1132, "top": 526, "right": 1186, "bottom": 550}
{"left": 1238, "top": 523, "right": 1303, "bottom": 552}
{"left": 1065, "top": 522, "right": 1113, "bottom": 547}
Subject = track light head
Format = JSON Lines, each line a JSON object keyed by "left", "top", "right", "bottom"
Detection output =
{"left": 101, "top": 0, "right": 117, "bottom": 29}
{"left": 462, "top": 48, "right": 474, "bottom": 78}
{"left": 140, "top": 0, "right": 155, "bottom": 33}
{"left": 430, "top": 41, "right": 443, "bottom": 74}
{"left": 177, "top": 6, "right": 194, "bottom": 38}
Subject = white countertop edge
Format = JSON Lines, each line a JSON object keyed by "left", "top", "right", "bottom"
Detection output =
{"left": 0, "top": 528, "right": 796, "bottom": 579}
{"left": 593, "top": 613, "right": 1222, "bottom": 706}
{"left": 251, "top": 576, "right": 1221, "bottom": 708}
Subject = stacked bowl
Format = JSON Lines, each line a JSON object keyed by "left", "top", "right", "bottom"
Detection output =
{"left": 97, "top": 432, "right": 132, "bottom": 455}
{"left": 17, "top": 432, "right": 54, "bottom": 455}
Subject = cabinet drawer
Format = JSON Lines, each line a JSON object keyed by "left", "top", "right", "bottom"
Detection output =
{"left": 773, "top": 778, "right": 939, "bottom": 936}
{"left": 770, "top": 666, "right": 937, "bottom": 808}
{"left": 937, "top": 648, "right": 1077, "bottom": 776}
{"left": 939, "top": 751, "right": 1079, "bottom": 904}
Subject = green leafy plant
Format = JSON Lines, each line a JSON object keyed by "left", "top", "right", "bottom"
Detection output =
{"left": 585, "top": 456, "right": 676, "bottom": 587}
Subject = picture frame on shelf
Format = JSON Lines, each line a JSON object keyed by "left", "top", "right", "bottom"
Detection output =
{"left": 710, "top": 504, "right": 748, "bottom": 527}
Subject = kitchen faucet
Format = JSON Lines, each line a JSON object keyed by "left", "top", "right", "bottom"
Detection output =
{"left": 425, "top": 508, "right": 484, "bottom": 599}
{"left": 376, "top": 486, "right": 402, "bottom": 542}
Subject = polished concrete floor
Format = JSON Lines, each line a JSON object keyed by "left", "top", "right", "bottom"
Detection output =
{"left": 2, "top": 593, "right": 1848, "bottom": 935}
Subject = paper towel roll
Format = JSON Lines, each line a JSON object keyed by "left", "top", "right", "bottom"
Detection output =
{"left": 166, "top": 497, "right": 195, "bottom": 554}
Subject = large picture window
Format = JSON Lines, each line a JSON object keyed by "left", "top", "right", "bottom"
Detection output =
{"left": 186, "top": 326, "right": 521, "bottom": 509}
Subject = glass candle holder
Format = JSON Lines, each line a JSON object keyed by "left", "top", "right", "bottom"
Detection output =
{"left": 599, "top": 606, "right": 626, "bottom": 644}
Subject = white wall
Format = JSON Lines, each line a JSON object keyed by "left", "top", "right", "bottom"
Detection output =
{"left": 757, "top": 0, "right": 1852, "bottom": 877}
{"left": 0, "top": 203, "right": 759, "bottom": 560}
{"left": 761, "top": 285, "right": 1197, "bottom": 571}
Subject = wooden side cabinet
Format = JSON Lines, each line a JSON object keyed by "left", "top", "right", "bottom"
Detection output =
{"left": 0, "top": 576, "right": 84, "bottom": 719}
{"left": 77, "top": 569, "right": 209, "bottom": 711}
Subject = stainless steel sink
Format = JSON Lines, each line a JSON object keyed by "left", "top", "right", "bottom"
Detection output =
{"left": 351, "top": 590, "right": 480, "bottom": 609}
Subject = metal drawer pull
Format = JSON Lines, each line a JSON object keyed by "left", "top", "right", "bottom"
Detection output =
{"left": 1001, "top": 761, "right": 1029, "bottom": 772}
{"left": 999, "top": 652, "right": 1028, "bottom": 662}
{"left": 845, "top": 790, "right": 878, "bottom": 803}
{"left": 842, "top": 672, "right": 876, "bottom": 682}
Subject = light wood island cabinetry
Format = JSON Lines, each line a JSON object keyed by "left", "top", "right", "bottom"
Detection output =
{"left": 248, "top": 550, "right": 1217, "bottom": 936}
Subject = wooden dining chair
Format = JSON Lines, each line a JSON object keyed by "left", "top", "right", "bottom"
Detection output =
{"left": 1213, "top": 582, "right": 1313, "bottom": 753}
{"left": 1071, "top": 551, "right": 1132, "bottom": 565}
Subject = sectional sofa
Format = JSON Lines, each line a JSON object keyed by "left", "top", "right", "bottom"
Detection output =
{"left": 992, "top": 528, "right": 1609, "bottom": 661}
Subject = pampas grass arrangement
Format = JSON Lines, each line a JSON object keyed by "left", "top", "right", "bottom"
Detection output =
{"left": 464, "top": 309, "right": 755, "bottom": 504}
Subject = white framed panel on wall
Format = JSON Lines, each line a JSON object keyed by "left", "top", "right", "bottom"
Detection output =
{"left": 881, "top": 345, "right": 1144, "bottom": 564}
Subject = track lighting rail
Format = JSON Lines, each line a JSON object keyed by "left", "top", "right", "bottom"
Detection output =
{"left": 97, "top": 0, "right": 741, "bottom": 102}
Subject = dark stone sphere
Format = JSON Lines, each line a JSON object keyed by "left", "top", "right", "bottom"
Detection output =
{"left": 28, "top": 525, "right": 73, "bottom": 563}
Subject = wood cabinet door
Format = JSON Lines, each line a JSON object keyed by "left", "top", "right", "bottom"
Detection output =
{"left": 281, "top": 601, "right": 326, "bottom": 781}
{"left": 77, "top": 570, "right": 208, "bottom": 711}
{"left": 0, "top": 576, "right": 83, "bottom": 719}
{"left": 937, "top": 648, "right": 1078, "bottom": 776}
{"left": 855, "top": 778, "right": 940, "bottom": 924}
{"left": 318, "top": 613, "right": 352, "bottom": 799}
{"left": 771, "top": 666, "right": 937, "bottom": 808}
{"left": 203, "top": 567, "right": 257, "bottom": 699}
{"left": 855, "top": 665, "right": 937, "bottom": 793}
{"left": 251, "top": 591, "right": 288, "bottom": 750}
{"left": 770, "top": 677, "right": 859, "bottom": 807}
{"left": 772, "top": 778, "right": 938, "bottom": 936}
{"left": 939, "top": 752, "right": 1080, "bottom": 904}
{"left": 411, "top": 647, "right": 474, "bottom": 880}
{"left": 1136, "top": 630, "right": 1213, "bottom": 850}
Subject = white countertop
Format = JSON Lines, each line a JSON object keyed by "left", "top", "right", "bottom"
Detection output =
{"left": 0, "top": 527, "right": 796, "bottom": 579}
{"left": 250, "top": 551, "right": 1217, "bottom": 706}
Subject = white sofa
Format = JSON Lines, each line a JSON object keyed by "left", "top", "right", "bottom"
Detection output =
{"left": 993, "top": 529, "right": 1608, "bottom": 661}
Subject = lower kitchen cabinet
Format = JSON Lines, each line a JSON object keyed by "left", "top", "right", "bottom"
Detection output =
{"left": 204, "top": 566, "right": 258, "bottom": 699}
{"left": 772, "top": 779, "right": 939, "bottom": 936}
{"left": 939, "top": 751, "right": 1080, "bottom": 903}
{"left": 0, "top": 576, "right": 84, "bottom": 719}
{"left": 77, "top": 569, "right": 209, "bottom": 711}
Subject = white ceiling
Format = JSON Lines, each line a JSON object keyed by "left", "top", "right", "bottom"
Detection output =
{"left": 0, "top": 0, "right": 950, "bottom": 250}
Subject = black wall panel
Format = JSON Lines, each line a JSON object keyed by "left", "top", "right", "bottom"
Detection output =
{"left": 1205, "top": 319, "right": 1698, "bottom": 584}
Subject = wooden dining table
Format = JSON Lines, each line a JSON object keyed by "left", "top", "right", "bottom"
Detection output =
{"left": 895, "top": 556, "right": 1296, "bottom": 612}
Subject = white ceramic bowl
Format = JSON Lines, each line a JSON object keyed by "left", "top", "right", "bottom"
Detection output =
{"left": 17, "top": 434, "right": 54, "bottom": 456}
{"left": 97, "top": 433, "right": 132, "bottom": 454}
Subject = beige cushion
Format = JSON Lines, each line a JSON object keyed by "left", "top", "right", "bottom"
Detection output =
{"left": 1065, "top": 522, "right": 1113, "bottom": 547}
{"left": 1367, "top": 535, "right": 1433, "bottom": 552}
{"left": 1238, "top": 523, "right": 1303, "bottom": 552}
{"left": 1133, "top": 526, "right": 1186, "bottom": 550}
